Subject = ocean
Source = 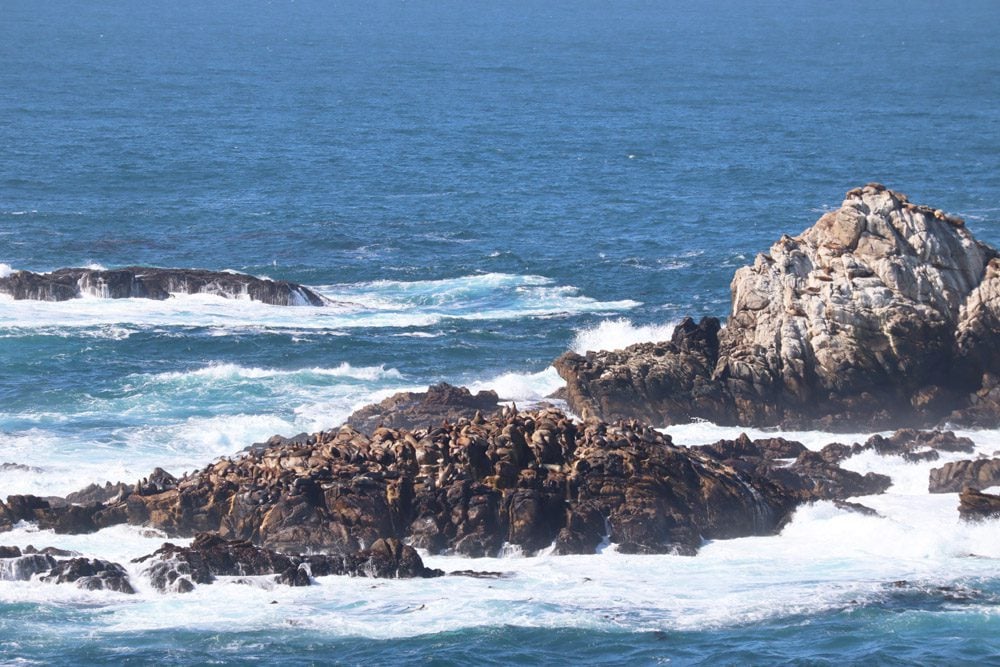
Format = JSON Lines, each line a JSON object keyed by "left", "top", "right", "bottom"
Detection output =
{"left": 2, "top": 0, "right": 1000, "bottom": 663}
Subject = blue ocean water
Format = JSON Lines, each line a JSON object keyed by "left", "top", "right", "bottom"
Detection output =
{"left": 2, "top": 0, "right": 1000, "bottom": 664}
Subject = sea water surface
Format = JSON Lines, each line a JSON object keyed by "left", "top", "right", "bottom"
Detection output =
{"left": 2, "top": 0, "right": 1000, "bottom": 664}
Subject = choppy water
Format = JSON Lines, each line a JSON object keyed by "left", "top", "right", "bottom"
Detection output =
{"left": 2, "top": 0, "right": 1000, "bottom": 664}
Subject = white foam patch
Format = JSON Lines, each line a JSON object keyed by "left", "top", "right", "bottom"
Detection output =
{"left": 572, "top": 317, "right": 676, "bottom": 354}
{"left": 0, "top": 273, "right": 637, "bottom": 334}
{"left": 0, "top": 263, "right": 15, "bottom": 279}
{"left": 469, "top": 366, "right": 565, "bottom": 404}
{"left": 148, "top": 362, "right": 402, "bottom": 384}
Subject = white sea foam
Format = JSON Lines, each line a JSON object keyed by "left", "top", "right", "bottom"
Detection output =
{"left": 148, "top": 362, "right": 402, "bottom": 384}
{"left": 572, "top": 317, "right": 677, "bottom": 353}
{"left": 0, "top": 263, "right": 15, "bottom": 278}
{"left": 469, "top": 366, "right": 565, "bottom": 405}
{"left": 0, "top": 273, "right": 637, "bottom": 334}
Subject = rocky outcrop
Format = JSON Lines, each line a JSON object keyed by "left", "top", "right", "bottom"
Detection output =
{"left": 697, "top": 433, "right": 891, "bottom": 502}
{"left": 929, "top": 458, "right": 1000, "bottom": 494}
{"left": 135, "top": 533, "right": 442, "bottom": 593}
{"left": 1, "top": 405, "right": 897, "bottom": 557}
{"left": 0, "top": 267, "right": 329, "bottom": 306}
{"left": 556, "top": 185, "right": 1000, "bottom": 430}
{"left": 0, "top": 534, "right": 441, "bottom": 595}
{"left": 958, "top": 488, "right": 1000, "bottom": 520}
{"left": 817, "top": 429, "right": 975, "bottom": 466}
{"left": 346, "top": 383, "right": 502, "bottom": 435}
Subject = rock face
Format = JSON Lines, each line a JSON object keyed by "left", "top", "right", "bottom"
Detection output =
{"left": 0, "top": 267, "right": 328, "bottom": 306}
{"left": 346, "top": 383, "right": 502, "bottom": 435}
{"left": 556, "top": 185, "right": 1000, "bottom": 430}
{"left": 0, "top": 405, "right": 894, "bottom": 557}
{"left": 929, "top": 458, "right": 1000, "bottom": 494}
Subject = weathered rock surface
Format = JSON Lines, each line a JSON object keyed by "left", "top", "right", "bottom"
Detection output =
{"left": 958, "top": 488, "right": 1000, "bottom": 520}
{"left": 0, "top": 267, "right": 329, "bottom": 306}
{"left": 0, "top": 533, "right": 440, "bottom": 595}
{"left": 929, "top": 458, "right": 1000, "bottom": 494}
{"left": 41, "top": 558, "right": 135, "bottom": 594}
{"left": 1, "top": 405, "right": 898, "bottom": 557}
{"left": 346, "top": 383, "right": 502, "bottom": 435}
{"left": 555, "top": 185, "right": 1000, "bottom": 430}
{"left": 135, "top": 532, "right": 442, "bottom": 592}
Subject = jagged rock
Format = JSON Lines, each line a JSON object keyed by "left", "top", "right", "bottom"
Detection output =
{"left": 833, "top": 500, "right": 881, "bottom": 517}
{"left": 0, "top": 551, "right": 58, "bottom": 581}
{"left": 1, "top": 403, "right": 900, "bottom": 557}
{"left": 929, "top": 458, "right": 1000, "bottom": 494}
{"left": 816, "top": 429, "right": 974, "bottom": 465}
{"left": 697, "top": 433, "right": 891, "bottom": 501}
{"left": 135, "top": 532, "right": 442, "bottom": 592}
{"left": 41, "top": 558, "right": 135, "bottom": 594}
{"left": 65, "top": 481, "right": 131, "bottom": 506}
{"left": 556, "top": 186, "right": 1000, "bottom": 430}
{"left": 346, "top": 383, "right": 502, "bottom": 435}
{"left": 958, "top": 488, "right": 1000, "bottom": 520}
{"left": 0, "top": 267, "right": 329, "bottom": 306}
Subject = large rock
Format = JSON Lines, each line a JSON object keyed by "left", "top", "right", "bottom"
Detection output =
{"left": 556, "top": 185, "right": 1000, "bottom": 430}
{"left": 0, "top": 267, "right": 329, "bottom": 306}
{"left": 958, "top": 488, "right": 1000, "bottom": 520}
{"left": 929, "top": 458, "right": 1000, "bottom": 494}
{"left": 2, "top": 403, "right": 894, "bottom": 557}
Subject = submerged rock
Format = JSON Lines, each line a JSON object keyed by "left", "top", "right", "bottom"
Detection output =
{"left": 0, "top": 266, "right": 329, "bottom": 306}
{"left": 555, "top": 185, "right": 1000, "bottom": 430}
{"left": 1, "top": 402, "right": 899, "bottom": 557}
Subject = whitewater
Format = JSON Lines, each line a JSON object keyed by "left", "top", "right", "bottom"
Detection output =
{"left": 3, "top": 0, "right": 1000, "bottom": 662}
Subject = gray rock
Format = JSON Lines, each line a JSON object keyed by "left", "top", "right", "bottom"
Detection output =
{"left": 556, "top": 185, "right": 1000, "bottom": 430}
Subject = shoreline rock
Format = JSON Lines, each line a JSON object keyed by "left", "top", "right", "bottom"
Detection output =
{"left": 555, "top": 185, "right": 1000, "bottom": 431}
{"left": 0, "top": 266, "right": 329, "bottom": 306}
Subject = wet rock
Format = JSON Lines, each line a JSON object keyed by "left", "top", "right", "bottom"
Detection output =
{"left": 930, "top": 459, "right": 1000, "bottom": 494}
{"left": 135, "top": 532, "right": 442, "bottom": 592}
{"left": 3, "top": 405, "right": 893, "bottom": 558}
{"left": 958, "top": 488, "right": 1000, "bottom": 521}
{"left": 555, "top": 186, "right": 1000, "bottom": 430}
{"left": 41, "top": 558, "right": 135, "bottom": 594}
{"left": 833, "top": 500, "right": 881, "bottom": 517}
{"left": 0, "top": 552, "right": 58, "bottom": 581}
{"left": 0, "top": 267, "right": 329, "bottom": 306}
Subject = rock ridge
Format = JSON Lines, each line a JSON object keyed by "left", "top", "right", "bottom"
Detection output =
{"left": 0, "top": 266, "right": 329, "bottom": 306}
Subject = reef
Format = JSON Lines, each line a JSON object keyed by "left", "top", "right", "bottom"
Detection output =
{"left": 0, "top": 266, "right": 328, "bottom": 306}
